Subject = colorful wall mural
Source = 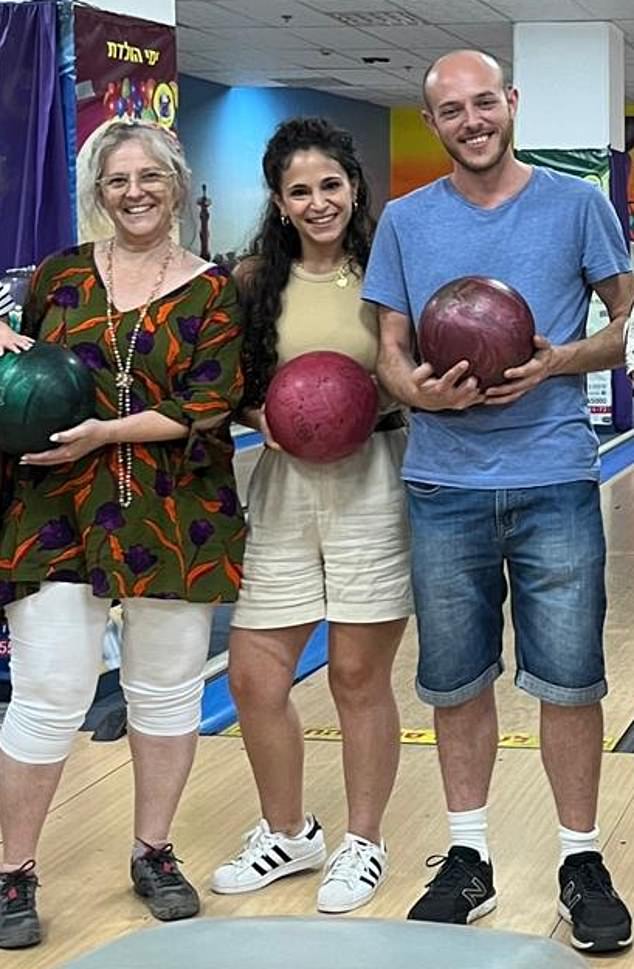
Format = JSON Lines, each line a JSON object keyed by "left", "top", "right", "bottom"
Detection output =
{"left": 390, "top": 106, "right": 451, "bottom": 199}
{"left": 177, "top": 75, "right": 390, "bottom": 261}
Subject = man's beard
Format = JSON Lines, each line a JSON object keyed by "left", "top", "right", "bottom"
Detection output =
{"left": 444, "top": 116, "right": 514, "bottom": 174}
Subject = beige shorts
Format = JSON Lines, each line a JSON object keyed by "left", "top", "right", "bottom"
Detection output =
{"left": 232, "top": 428, "right": 413, "bottom": 629}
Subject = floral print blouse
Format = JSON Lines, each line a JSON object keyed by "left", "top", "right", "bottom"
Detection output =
{"left": 0, "top": 244, "right": 245, "bottom": 605}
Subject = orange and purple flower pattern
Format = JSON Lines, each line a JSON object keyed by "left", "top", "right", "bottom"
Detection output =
{"left": 0, "top": 244, "right": 245, "bottom": 605}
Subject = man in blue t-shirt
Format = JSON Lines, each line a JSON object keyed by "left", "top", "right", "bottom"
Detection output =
{"left": 363, "top": 49, "right": 633, "bottom": 954}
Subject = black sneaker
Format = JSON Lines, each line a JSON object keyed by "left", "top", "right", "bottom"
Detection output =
{"left": 0, "top": 860, "right": 41, "bottom": 949}
{"left": 407, "top": 846, "right": 497, "bottom": 924}
{"left": 131, "top": 843, "right": 200, "bottom": 921}
{"left": 558, "top": 851, "right": 632, "bottom": 953}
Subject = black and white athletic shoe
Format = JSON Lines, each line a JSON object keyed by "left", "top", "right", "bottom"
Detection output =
{"left": 317, "top": 834, "right": 387, "bottom": 913}
{"left": 211, "top": 814, "right": 326, "bottom": 894}
{"left": 558, "top": 851, "right": 632, "bottom": 953}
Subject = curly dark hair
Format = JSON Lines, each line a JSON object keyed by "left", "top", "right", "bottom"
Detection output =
{"left": 239, "top": 117, "right": 376, "bottom": 408}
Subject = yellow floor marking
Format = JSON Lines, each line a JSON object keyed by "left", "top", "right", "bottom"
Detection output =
{"left": 220, "top": 724, "right": 617, "bottom": 752}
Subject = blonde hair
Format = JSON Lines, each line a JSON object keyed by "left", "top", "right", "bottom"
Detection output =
{"left": 87, "top": 121, "right": 191, "bottom": 218}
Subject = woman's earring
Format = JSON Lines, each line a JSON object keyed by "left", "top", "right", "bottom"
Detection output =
{"left": 352, "top": 198, "right": 358, "bottom": 211}
{"left": 280, "top": 213, "right": 289, "bottom": 226}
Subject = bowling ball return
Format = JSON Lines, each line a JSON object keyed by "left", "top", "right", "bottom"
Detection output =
{"left": 419, "top": 276, "right": 535, "bottom": 389}
{"left": 56, "top": 917, "right": 587, "bottom": 969}
{"left": 0, "top": 342, "right": 96, "bottom": 455}
{"left": 266, "top": 350, "right": 378, "bottom": 463}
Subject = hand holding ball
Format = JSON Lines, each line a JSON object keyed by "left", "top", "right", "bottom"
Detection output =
{"left": 265, "top": 351, "right": 378, "bottom": 463}
{"left": 418, "top": 276, "right": 535, "bottom": 389}
{"left": 0, "top": 343, "right": 96, "bottom": 455}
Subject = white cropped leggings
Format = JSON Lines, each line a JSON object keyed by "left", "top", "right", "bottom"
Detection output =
{"left": 1, "top": 583, "right": 214, "bottom": 765}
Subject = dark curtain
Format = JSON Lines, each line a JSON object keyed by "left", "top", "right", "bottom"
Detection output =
{"left": 609, "top": 149, "right": 632, "bottom": 248}
{"left": 57, "top": 1, "right": 78, "bottom": 234}
{"left": 609, "top": 150, "right": 633, "bottom": 433}
{"left": 0, "top": 1, "right": 74, "bottom": 273}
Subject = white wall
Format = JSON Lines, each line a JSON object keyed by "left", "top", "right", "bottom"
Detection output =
{"left": 1, "top": 0, "right": 175, "bottom": 25}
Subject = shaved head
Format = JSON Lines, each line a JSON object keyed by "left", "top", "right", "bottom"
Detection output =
{"left": 423, "top": 50, "right": 506, "bottom": 112}
{"left": 420, "top": 48, "right": 517, "bottom": 177}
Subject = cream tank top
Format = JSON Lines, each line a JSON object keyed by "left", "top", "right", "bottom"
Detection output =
{"left": 276, "top": 263, "right": 379, "bottom": 371}
{"left": 275, "top": 263, "right": 398, "bottom": 413}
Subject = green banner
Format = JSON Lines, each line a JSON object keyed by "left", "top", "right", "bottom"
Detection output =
{"left": 516, "top": 148, "right": 610, "bottom": 193}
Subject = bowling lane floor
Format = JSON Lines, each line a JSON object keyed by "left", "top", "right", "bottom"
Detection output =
{"left": 2, "top": 467, "right": 634, "bottom": 969}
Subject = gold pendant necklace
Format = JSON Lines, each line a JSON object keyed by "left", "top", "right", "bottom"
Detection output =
{"left": 335, "top": 259, "right": 352, "bottom": 288}
{"left": 104, "top": 237, "right": 173, "bottom": 507}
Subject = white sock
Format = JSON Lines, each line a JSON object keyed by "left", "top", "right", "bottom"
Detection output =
{"left": 558, "top": 824, "right": 600, "bottom": 866}
{"left": 448, "top": 806, "right": 489, "bottom": 862}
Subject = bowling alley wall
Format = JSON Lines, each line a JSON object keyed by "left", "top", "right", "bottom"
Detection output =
{"left": 177, "top": 74, "right": 390, "bottom": 260}
{"left": 177, "top": 81, "right": 634, "bottom": 259}
{"left": 390, "top": 107, "right": 452, "bottom": 198}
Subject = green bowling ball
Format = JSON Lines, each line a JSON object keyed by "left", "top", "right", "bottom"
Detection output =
{"left": 0, "top": 342, "right": 96, "bottom": 455}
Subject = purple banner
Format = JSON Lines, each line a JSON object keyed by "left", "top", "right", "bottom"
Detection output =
{"left": 609, "top": 149, "right": 632, "bottom": 248}
{"left": 609, "top": 150, "right": 633, "bottom": 433}
{"left": 0, "top": 1, "right": 74, "bottom": 272}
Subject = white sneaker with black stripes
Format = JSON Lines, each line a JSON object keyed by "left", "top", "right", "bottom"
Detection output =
{"left": 210, "top": 814, "right": 326, "bottom": 894}
{"left": 317, "top": 834, "right": 387, "bottom": 913}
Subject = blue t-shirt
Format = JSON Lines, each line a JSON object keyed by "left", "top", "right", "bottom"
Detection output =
{"left": 362, "top": 167, "right": 631, "bottom": 488}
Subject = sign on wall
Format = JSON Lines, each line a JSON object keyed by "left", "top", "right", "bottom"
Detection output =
{"left": 74, "top": 5, "right": 178, "bottom": 239}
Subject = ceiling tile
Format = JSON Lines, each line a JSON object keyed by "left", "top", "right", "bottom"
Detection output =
{"left": 577, "top": 0, "right": 634, "bottom": 17}
{"left": 184, "top": 26, "right": 318, "bottom": 49}
{"left": 355, "top": 24, "right": 463, "bottom": 46}
{"left": 175, "top": 0, "right": 634, "bottom": 110}
{"left": 176, "top": 2, "right": 257, "bottom": 28}
{"left": 485, "top": 0, "right": 589, "bottom": 19}
{"left": 276, "top": 24, "right": 411, "bottom": 49}
{"left": 213, "top": 0, "right": 346, "bottom": 27}
{"left": 325, "top": 67, "right": 416, "bottom": 86}
{"left": 302, "top": 0, "right": 419, "bottom": 10}
{"left": 286, "top": 49, "right": 360, "bottom": 68}
{"left": 331, "top": 47, "right": 427, "bottom": 68}
{"left": 397, "top": 0, "right": 509, "bottom": 22}
{"left": 441, "top": 22, "right": 513, "bottom": 45}
{"left": 615, "top": 20, "right": 634, "bottom": 39}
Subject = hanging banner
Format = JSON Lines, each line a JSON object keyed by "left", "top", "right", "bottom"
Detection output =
{"left": 73, "top": 5, "right": 178, "bottom": 239}
{"left": 516, "top": 148, "right": 610, "bottom": 193}
{"left": 517, "top": 148, "right": 614, "bottom": 428}
{"left": 0, "top": 1, "right": 74, "bottom": 271}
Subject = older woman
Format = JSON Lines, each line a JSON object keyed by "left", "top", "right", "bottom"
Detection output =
{"left": 0, "top": 121, "right": 245, "bottom": 949}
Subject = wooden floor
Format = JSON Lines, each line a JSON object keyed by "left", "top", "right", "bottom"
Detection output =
{"left": 4, "top": 465, "right": 634, "bottom": 968}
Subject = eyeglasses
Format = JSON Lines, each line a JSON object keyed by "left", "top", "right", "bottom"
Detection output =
{"left": 97, "top": 171, "right": 176, "bottom": 194}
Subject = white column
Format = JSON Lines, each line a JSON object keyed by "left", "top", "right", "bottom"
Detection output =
{"left": 514, "top": 21, "right": 624, "bottom": 151}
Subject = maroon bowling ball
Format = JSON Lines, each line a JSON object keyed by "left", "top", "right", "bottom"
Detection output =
{"left": 265, "top": 350, "right": 379, "bottom": 463}
{"left": 418, "top": 276, "right": 535, "bottom": 389}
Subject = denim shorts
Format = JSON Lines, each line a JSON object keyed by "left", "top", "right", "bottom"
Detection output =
{"left": 406, "top": 481, "right": 607, "bottom": 707}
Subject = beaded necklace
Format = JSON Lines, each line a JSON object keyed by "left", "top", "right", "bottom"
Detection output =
{"left": 104, "top": 237, "right": 173, "bottom": 507}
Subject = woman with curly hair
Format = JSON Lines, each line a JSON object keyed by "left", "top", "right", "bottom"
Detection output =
{"left": 211, "top": 117, "right": 412, "bottom": 913}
